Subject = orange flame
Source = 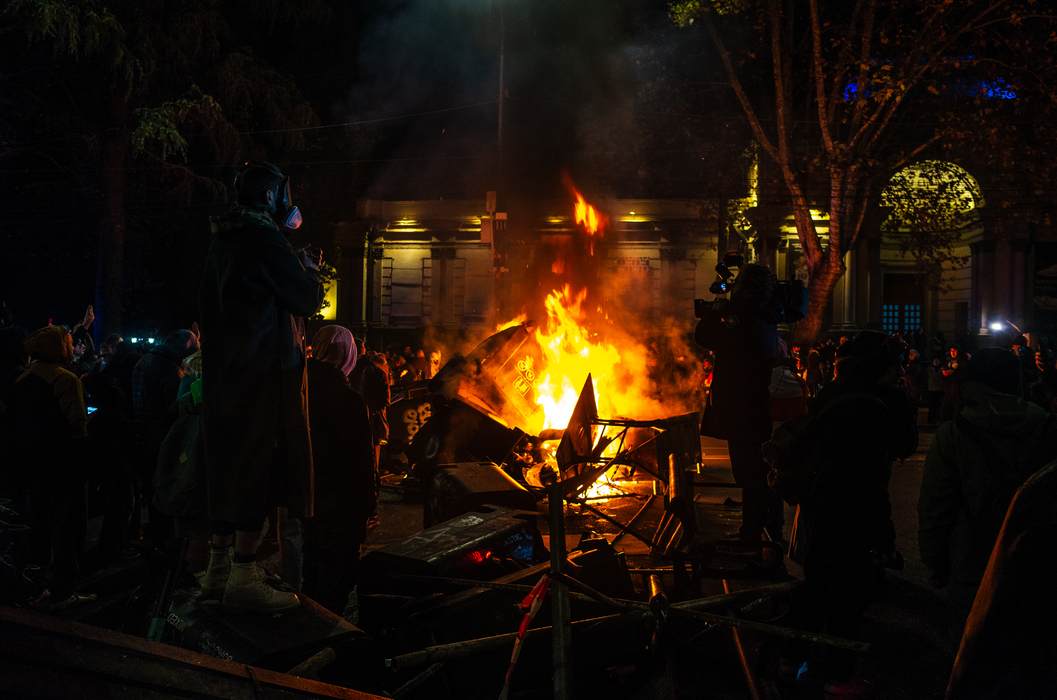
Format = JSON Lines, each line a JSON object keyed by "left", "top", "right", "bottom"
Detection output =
{"left": 569, "top": 184, "right": 606, "bottom": 255}
{"left": 523, "top": 284, "right": 664, "bottom": 433}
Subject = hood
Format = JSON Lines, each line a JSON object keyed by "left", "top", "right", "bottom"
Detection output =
{"left": 959, "top": 381, "right": 1050, "bottom": 437}
{"left": 24, "top": 325, "right": 71, "bottom": 364}
{"left": 312, "top": 325, "right": 357, "bottom": 376}
{"left": 210, "top": 206, "right": 278, "bottom": 237}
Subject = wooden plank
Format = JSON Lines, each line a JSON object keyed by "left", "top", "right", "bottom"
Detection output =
{"left": 0, "top": 606, "right": 384, "bottom": 699}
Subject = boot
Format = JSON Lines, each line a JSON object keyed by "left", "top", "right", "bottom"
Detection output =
{"left": 223, "top": 561, "right": 300, "bottom": 613}
{"left": 198, "top": 546, "right": 231, "bottom": 602}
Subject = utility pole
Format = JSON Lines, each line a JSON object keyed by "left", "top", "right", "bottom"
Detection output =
{"left": 496, "top": 0, "right": 505, "bottom": 188}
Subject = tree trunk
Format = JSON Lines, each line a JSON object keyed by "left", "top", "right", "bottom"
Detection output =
{"left": 94, "top": 93, "right": 129, "bottom": 342}
{"left": 795, "top": 248, "right": 845, "bottom": 343}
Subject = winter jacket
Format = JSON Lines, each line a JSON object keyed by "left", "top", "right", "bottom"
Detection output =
{"left": 307, "top": 359, "right": 375, "bottom": 539}
{"left": 200, "top": 206, "right": 323, "bottom": 525}
{"left": 947, "top": 459, "right": 1057, "bottom": 699}
{"left": 919, "top": 382, "right": 1057, "bottom": 592}
{"left": 800, "top": 380, "right": 917, "bottom": 563}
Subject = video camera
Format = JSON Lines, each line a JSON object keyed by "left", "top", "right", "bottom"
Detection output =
{"left": 694, "top": 252, "right": 808, "bottom": 324}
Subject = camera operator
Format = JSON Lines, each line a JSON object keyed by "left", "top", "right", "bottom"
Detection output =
{"left": 695, "top": 261, "right": 782, "bottom": 543}
{"left": 198, "top": 162, "right": 323, "bottom": 613}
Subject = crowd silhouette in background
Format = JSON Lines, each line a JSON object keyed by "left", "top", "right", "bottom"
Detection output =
{"left": 2, "top": 286, "right": 1057, "bottom": 695}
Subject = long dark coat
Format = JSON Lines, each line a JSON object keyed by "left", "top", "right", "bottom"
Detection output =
{"left": 200, "top": 208, "right": 323, "bottom": 526}
{"left": 695, "top": 311, "right": 776, "bottom": 442}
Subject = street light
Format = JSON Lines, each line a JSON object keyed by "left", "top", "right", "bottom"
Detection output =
{"left": 989, "top": 321, "right": 1004, "bottom": 332}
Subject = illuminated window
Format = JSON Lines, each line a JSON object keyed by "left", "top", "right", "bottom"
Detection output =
{"left": 882, "top": 303, "right": 921, "bottom": 333}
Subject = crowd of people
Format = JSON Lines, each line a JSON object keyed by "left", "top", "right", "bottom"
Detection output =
{"left": 3, "top": 161, "right": 1056, "bottom": 695}
{"left": 0, "top": 163, "right": 455, "bottom": 618}
{"left": 697, "top": 262, "right": 1057, "bottom": 697}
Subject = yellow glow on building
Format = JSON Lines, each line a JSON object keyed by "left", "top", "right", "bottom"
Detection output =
{"left": 618, "top": 214, "right": 651, "bottom": 223}
{"left": 780, "top": 209, "right": 830, "bottom": 238}
{"left": 320, "top": 280, "right": 338, "bottom": 320}
{"left": 545, "top": 216, "right": 567, "bottom": 224}
{"left": 881, "top": 160, "right": 983, "bottom": 229}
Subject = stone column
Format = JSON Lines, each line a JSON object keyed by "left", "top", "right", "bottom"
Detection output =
{"left": 830, "top": 246, "right": 857, "bottom": 331}
{"left": 972, "top": 239, "right": 997, "bottom": 335}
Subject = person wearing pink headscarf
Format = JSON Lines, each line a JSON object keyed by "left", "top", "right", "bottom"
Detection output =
{"left": 311, "top": 325, "right": 358, "bottom": 377}
{"left": 300, "top": 324, "right": 375, "bottom": 616}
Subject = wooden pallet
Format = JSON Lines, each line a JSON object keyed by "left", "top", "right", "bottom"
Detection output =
{"left": 0, "top": 606, "right": 384, "bottom": 699}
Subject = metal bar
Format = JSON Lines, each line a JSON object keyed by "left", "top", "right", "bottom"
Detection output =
{"left": 575, "top": 499, "right": 655, "bottom": 547}
{"left": 392, "top": 662, "right": 444, "bottom": 699}
{"left": 548, "top": 484, "right": 573, "bottom": 700}
{"left": 723, "top": 580, "right": 762, "bottom": 700}
{"left": 612, "top": 493, "right": 657, "bottom": 547}
{"left": 385, "top": 614, "right": 623, "bottom": 671}
{"left": 556, "top": 573, "right": 868, "bottom": 653}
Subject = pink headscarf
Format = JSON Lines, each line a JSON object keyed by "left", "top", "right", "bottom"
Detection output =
{"left": 312, "top": 325, "right": 358, "bottom": 377}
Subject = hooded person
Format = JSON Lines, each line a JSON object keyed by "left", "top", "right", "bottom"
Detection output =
{"left": 11, "top": 325, "right": 88, "bottom": 606}
{"left": 301, "top": 324, "right": 374, "bottom": 616}
{"left": 198, "top": 162, "right": 323, "bottom": 613}
{"left": 919, "top": 348, "right": 1057, "bottom": 626}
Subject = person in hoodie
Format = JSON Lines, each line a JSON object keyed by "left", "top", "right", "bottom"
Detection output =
{"left": 10, "top": 325, "right": 88, "bottom": 607}
{"left": 919, "top": 347, "right": 1057, "bottom": 626}
{"left": 299, "top": 325, "right": 374, "bottom": 617}
{"left": 198, "top": 162, "right": 322, "bottom": 613}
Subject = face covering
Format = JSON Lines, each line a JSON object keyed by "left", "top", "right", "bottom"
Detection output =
{"left": 274, "top": 177, "right": 303, "bottom": 231}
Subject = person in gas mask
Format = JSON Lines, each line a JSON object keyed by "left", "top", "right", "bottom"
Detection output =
{"left": 198, "top": 162, "right": 323, "bottom": 613}
{"left": 695, "top": 262, "right": 781, "bottom": 543}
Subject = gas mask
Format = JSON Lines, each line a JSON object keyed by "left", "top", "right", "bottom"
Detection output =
{"left": 234, "top": 162, "right": 303, "bottom": 231}
{"left": 272, "top": 176, "right": 303, "bottom": 231}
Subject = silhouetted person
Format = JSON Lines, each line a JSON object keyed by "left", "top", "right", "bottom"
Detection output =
{"left": 198, "top": 162, "right": 322, "bottom": 613}
{"left": 11, "top": 326, "right": 88, "bottom": 606}
{"left": 303, "top": 325, "right": 374, "bottom": 617}
{"left": 793, "top": 330, "right": 917, "bottom": 688}
{"left": 946, "top": 459, "right": 1057, "bottom": 699}
{"left": 919, "top": 348, "right": 1057, "bottom": 626}
{"left": 695, "top": 263, "right": 780, "bottom": 542}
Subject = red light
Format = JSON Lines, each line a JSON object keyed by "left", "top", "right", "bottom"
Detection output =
{"left": 468, "top": 549, "right": 493, "bottom": 565}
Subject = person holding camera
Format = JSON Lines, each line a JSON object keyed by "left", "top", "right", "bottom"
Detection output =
{"left": 198, "top": 162, "right": 323, "bottom": 613}
{"left": 695, "top": 261, "right": 783, "bottom": 543}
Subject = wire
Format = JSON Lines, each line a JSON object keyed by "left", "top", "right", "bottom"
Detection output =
{"left": 238, "top": 99, "right": 498, "bottom": 135}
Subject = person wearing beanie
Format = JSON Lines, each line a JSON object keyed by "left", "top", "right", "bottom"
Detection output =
{"left": 919, "top": 347, "right": 1057, "bottom": 631}
{"left": 11, "top": 325, "right": 89, "bottom": 607}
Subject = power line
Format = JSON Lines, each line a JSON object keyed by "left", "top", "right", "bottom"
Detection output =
{"left": 239, "top": 99, "right": 498, "bottom": 135}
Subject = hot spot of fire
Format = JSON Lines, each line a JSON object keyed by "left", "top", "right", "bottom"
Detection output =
{"left": 521, "top": 284, "right": 664, "bottom": 434}
{"left": 569, "top": 184, "right": 606, "bottom": 255}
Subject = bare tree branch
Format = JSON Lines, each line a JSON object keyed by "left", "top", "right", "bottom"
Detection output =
{"left": 809, "top": 0, "right": 836, "bottom": 158}
{"left": 700, "top": 12, "right": 779, "bottom": 163}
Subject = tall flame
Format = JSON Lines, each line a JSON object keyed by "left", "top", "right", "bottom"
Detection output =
{"left": 570, "top": 185, "right": 606, "bottom": 255}
{"left": 526, "top": 284, "right": 663, "bottom": 433}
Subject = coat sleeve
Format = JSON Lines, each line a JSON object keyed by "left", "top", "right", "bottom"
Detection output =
{"left": 54, "top": 370, "right": 88, "bottom": 439}
{"left": 258, "top": 231, "right": 324, "bottom": 317}
{"left": 919, "top": 424, "right": 961, "bottom": 579}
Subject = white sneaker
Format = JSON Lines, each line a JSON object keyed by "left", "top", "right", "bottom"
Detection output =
{"left": 223, "top": 561, "right": 300, "bottom": 613}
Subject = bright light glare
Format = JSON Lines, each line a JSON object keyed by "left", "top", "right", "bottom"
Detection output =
{"left": 130, "top": 337, "right": 140, "bottom": 344}
{"left": 147, "top": 338, "right": 156, "bottom": 344}
{"left": 989, "top": 322, "right": 1004, "bottom": 332}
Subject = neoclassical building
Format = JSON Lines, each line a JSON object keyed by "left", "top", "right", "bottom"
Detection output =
{"left": 325, "top": 158, "right": 1053, "bottom": 345}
